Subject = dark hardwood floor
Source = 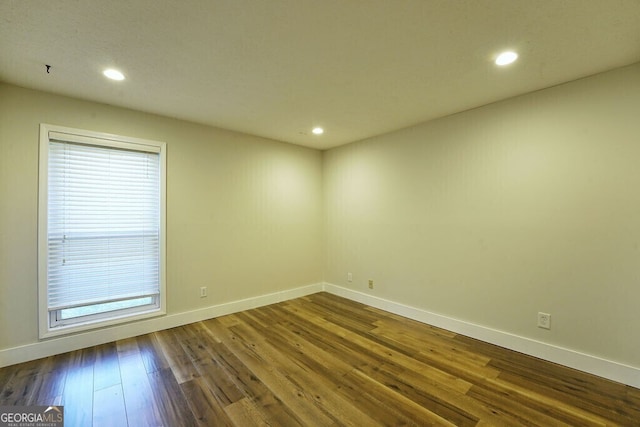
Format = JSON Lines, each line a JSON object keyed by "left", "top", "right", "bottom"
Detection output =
{"left": 1, "top": 292, "right": 638, "bottom": 426}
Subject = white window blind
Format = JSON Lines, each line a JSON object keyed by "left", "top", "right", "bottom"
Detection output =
{"left": 40, "top": 126, "right": 165, "bottom": 335}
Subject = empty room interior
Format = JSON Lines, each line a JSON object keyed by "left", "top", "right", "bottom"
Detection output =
{"left": 1, "top": 1, "right": 640, "bottom": 425}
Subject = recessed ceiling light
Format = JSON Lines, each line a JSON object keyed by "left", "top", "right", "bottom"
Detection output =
{"left": 103, "top": 68, "right": 125, "bottom": 81}
{"left": 312, "top": 127, "right": 324, "bottom": 135}
{"left": 495, "top": 51, "right": 518, "bottom": 66}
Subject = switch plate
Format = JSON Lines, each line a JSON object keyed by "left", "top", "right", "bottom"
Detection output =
{"left": 368, "top": 280, "right": 374, "bottom": 289}
{"left": 200, "top": 286, "right": 207, "bottom": 298}
{"left": 347, "top": 273, "right": 353, "bottom": 282}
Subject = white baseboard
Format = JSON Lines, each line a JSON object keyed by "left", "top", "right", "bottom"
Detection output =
{"left": 3, "top": 281, "right": 638, "bottom": 389}
{"left": 323, "top": 283, "right": 640, "bottom": 389}
{"left": 0, "top": 283, "right": 323, "bottom": 368}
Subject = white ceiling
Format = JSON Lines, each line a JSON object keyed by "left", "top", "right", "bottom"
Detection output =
{"left": 1, "top": 1, "right": 639, "bottom": 149}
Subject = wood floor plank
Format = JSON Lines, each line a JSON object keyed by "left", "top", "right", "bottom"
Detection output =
{"left": 372, "top": 361, "right": 556, "bottom": 427}
{"left": 224, "top": 397, "right": 271, "bottom": 426}
{"left": 496, "top": 369, "right": 640, "bottom": 424}
{"left": 465, "top": 382, "right": 576, "bottom": 427}
{"left": 1, "top": 371, "right": 37, "bottom": 405}
{"left": 93, "top": 342, "right": 121, "bottom": 391}
{"left": 136, "top": 333, "right": 170, "bottom": 374}
{"left": 347, "top": 367, "right": 462, "bottom": 427}
{"left": 226, "top": 309, "right": 457, "bottom": 426}
{"left": 92, "top": 384, "right": 128, "bottom": 427}
{"left": 180, "top": 377, "right": 235, "bottom": 427}
{"left": 279, "top": 303, "right": 395, "bottom": 370}
{"left": 285, "top": 301, "right": 478, "bottom": 400}
{"left": 370, "top": 308, "right": 458, "bottom": 339}
{"left": 0, "top": 356, "right": 58, "bottom": 406}
{"left": 268, "top": 317, "right": 370, "bottom": 378}
{"left": 146, "top": 367, "right": 199, "bottom": 427}
{"left": 208, "top": 317, "right": 349, "bottom": 426}
{"left": 62, "top": 348, "right": 95, "bottom": 427}
{"left": 293, "top": 296, "right": 380, "bottom": 336}
{"left": 373, "top": 321, "right": 494, "bottom": 369}
{"left": 116, "top": 338, "right": 163, "bottom": 427}
{"left": 487, "top": 351, "right": 640, "bottom": 424}
{"left": 153, "top": 327, "right": 200, "bottom": 384}
{"left": 29, "top": 353, "right": 70, "bottom": 406}
{"left": 0, "top": 363, "right": 15, "bottom": 391}
{"left": 356, "top": 363, "right": 481, "bottom": 427}
{"left": 476, "top": 376, "right": 612, "bottom": 426}
{"left": 177, "top": 322, "right": 246, "bottom": 407}
{"left": 0, "top": 292, "right": 637, "bottom": 426}
{"left": 205, "top": 318, "right": 383, "bottom": 426}
{"left": 205, "top": 339, "right": 304, "bottom": 426}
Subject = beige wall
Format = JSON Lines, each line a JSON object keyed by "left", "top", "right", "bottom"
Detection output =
{"left": 0, "top": 83, "right": 323, "bottom": 351}
{"left": 323, "top": 63, "right": 640, "bottom": 367}
{"left": 2, "top": 62, "right": 639, "bottom": 370}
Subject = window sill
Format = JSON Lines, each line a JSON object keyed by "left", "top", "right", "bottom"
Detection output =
{"left": 39, "top": 307, "right": 166, "bottom": 340}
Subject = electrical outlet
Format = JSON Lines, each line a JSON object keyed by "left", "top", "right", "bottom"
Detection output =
{"left": 347, "top": 272, "right": 353, "bottom": 282}
{"left": 200, "top": 286, "right": 207, "bottom": 298}
{"left": 537, "top": 312, "right": 551, "bottom": 329}
{"left": 368, "top": 279, "right": 374, "bottom": 289}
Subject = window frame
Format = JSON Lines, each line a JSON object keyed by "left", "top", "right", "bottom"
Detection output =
{"left": 38, "top": 123, "right": 167, "bottom": 338}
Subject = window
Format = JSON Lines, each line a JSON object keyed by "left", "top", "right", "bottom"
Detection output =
{"left": 38, "top": 124, "right": 166, "bottom": 337}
